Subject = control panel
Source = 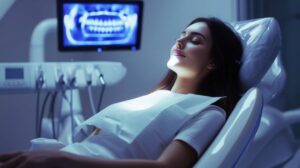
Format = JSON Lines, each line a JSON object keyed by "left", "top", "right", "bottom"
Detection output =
{"left": 0, "top": 61, "right": 126, "bottom": 93}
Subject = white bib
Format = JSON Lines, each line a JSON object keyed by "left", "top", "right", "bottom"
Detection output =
{"left": 75, "top": 90, "right": 221, "bottom": 143}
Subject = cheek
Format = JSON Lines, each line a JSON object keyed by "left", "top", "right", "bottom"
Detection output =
{"left": 188, "top": 47, "right": 211, "bottom": 63}
{"left": 187, "top": 48, "right": 211, "bottom": 72}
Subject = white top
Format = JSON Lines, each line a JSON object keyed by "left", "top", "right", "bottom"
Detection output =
{"left": 174, "top": 105, "right": 226, "bottom": 157}
{"left": 60, "top": 90, "right": 226, "bottom": 160}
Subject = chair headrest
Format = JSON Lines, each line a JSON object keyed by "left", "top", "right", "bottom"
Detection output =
{"left": 258, "top": 55, "right": 286, "bottom": 103}
{"left": 230, "top": 18, "right": 282, "bottom": 91}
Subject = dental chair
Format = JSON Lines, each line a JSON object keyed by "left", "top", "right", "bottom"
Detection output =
{"left": 195, "top": 17, "right": 290, "bottom": 167}
{"left": 232, "top": 18, "right": 298, "bottom": 168}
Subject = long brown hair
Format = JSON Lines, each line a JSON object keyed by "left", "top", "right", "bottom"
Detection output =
{"left": 155, "top": 17, "right": 243, "bottom": 115}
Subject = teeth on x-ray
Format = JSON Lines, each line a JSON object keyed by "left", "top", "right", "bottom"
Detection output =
{"left": 64, "top": 4, "right": 138, "bottom": 44}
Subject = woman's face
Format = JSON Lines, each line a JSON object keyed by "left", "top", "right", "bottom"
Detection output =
{"left": 167, "top": 22, "right": 213, "bottom": 79}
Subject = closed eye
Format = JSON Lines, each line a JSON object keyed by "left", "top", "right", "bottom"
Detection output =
{"left": 180, "top": 31, "right": 206, "bottom": 45}
{"left": 191, "top": 36, "right": 204, "bottom": 44}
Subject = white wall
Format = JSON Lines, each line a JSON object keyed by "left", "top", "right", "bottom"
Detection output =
{"left": 0, "top": 0, "right": 237, "bottom": 152}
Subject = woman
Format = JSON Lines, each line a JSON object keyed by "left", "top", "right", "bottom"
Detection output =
{"left": 0, "top": 17, "right": 243, "bottom": 168}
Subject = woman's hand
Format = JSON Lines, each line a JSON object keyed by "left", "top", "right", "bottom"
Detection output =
{"left": 0, "top": 150, "right": 72, "bottom": 168}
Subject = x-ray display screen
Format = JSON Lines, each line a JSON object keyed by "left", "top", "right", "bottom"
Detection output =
{"left": 57, "top": 0, "right": 143, "bottom": 51}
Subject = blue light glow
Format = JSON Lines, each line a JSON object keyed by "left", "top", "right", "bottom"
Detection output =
{"left": 62, "top": 3, "right": 139, "bottom": 47}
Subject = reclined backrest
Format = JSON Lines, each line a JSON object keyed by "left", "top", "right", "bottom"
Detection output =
{"left": 194, "top": 87, "right": 263, "bottom": 167}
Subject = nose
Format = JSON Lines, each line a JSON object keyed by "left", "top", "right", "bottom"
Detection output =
{"left": 176, "top": 39, "right": 184, "bottom": 49}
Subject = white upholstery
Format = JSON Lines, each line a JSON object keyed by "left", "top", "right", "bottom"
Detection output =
{"left": 230, "top": 18, "right": 297, "bottom": 167}
{"left": 231, "top": 18, "right": 282, "bottom": 92}
{"left": 194, "top": 87, "right": 263, "bottom": 168}
{"left": 236, "top": 106, "right": 296, "bottom": 168}
{"left": 258, "top": 55, "right": 286, "bottom": 104}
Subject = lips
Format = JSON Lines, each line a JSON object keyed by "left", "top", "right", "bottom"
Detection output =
{"left": 173, "top": 49, "right": 186, "bottom": 57}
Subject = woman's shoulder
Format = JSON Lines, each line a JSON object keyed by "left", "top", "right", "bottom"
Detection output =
{"left": 200, "top": 104, "right": 227, "bottom": 120}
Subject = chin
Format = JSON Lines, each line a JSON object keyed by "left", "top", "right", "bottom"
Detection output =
{"left": 167, "top": 60, "right": 179, "bottom": 72}
{"left": 167, "top": 65, "right": 189, "bottom": 77}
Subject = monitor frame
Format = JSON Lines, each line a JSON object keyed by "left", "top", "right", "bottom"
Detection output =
{"left": 56, "top": 0, "right": 144, "bottom": 52}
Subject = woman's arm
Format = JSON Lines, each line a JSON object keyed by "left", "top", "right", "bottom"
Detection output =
{"left": 71, "top": 140, "right": 197, "bottom": 168}
{"left": 0, "top": 140, "right": 197, "bottom": 168}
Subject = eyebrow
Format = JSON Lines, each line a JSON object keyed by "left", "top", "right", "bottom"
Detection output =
{"left": 182, "top": 31, "right": 207, "bottom": 41}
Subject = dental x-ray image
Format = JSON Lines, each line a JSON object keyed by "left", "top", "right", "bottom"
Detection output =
{"left": 57, "top": 0, "right": 143, "bottom": 51}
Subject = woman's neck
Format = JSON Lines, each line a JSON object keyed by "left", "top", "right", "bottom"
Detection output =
{"left": 171, "top": 77, "right": 202, "bottom": 94}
